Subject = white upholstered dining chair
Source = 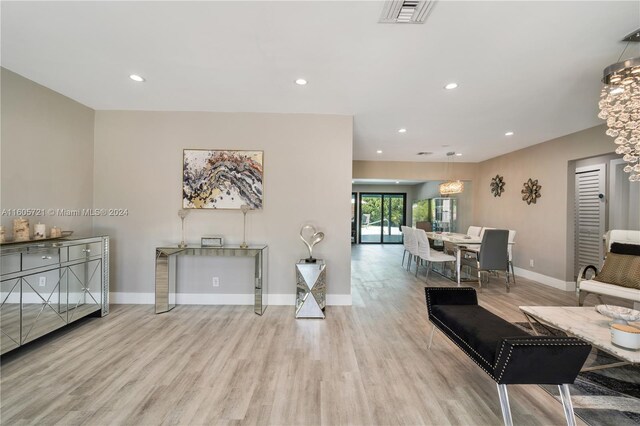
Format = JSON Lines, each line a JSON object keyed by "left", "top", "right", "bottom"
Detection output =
{"left": 467, "top": 226, "right": 482, "bottom": 237}
{"left": 401, "top": 226, "right": 419, "bottom": 271}
{"left": 414, "top": 229, "right": 457, "bottom": 281}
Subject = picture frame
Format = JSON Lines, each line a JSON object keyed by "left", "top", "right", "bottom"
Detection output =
{"left": 182, "top": 149, "right": 263, "bottom": 209}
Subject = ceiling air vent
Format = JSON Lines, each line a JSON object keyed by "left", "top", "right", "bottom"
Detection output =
{"left": 417, "top": 152, "right": 433, "bottom": 156}
{"left": 379, "top": 1, "right": 435, "bottom": 24}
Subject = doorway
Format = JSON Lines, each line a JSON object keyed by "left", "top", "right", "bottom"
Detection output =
{"left": 574, "top": 164, "right": 606, "bottom": 275}
{"left": 359, "top": 193, "right": 406, "bottom": 244}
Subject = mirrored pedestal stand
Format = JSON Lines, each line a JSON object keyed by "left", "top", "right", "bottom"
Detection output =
{"left": 295, "top": 259, "right": 326, "bottom": 319}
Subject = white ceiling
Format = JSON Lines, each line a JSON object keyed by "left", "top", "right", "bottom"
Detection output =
{"left": 2, "top": 1, "right": 639, "bottom": 162}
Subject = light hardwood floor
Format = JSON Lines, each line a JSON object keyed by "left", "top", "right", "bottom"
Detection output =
{"left": 1, "top": 244, "right": 599, "bottom": 425}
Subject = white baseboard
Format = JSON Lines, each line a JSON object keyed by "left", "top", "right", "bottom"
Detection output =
{"left": 266, "top": 293, "right": 294, "bottom": 305}
{"left": 109, "top": 292, "right": 155, "bottom": 304}
{"left": 513, "top": 267, "right": 576, "bottom": 292}
{"left": 326, "top": 294, "right": 353, "bottom": 305}
{"left": 177, "top": 293, "right": 254, "bottom": 305}
{"left": 109, "top": 292, "right": 352, "bottom": 306}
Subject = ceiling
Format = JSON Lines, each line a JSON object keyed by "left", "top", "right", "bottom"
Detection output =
{"left": 2, "top": 1, "right": 639, "bottom": 162}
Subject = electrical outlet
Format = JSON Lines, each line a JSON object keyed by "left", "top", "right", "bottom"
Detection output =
{"left": 39, "top": 277, "right": 46, "bottom": 287}
{"left": 530, "top": 259, "right": 534, "bottom": 268}
{"left": 212, "top": 277, "right": 220, "bottom": 287}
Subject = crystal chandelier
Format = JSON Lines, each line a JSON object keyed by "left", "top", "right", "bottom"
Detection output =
{"left": 598, "top": 30, "right": 640, "bottom": 182}
{"left": 439, "top": 180, "right": 464, "bottom": 195}
{"left": 439, "top": 152, "right": 464, "bottom": 195}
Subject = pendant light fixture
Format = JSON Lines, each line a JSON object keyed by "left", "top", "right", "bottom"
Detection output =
{"left": 598, "top": 29, "right": 640, "bottom": 182}
{"left": 439, "top": 152, "right": 464, "bottom": 195}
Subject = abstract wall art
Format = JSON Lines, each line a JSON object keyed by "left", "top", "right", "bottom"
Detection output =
{"left": 183, "top": 150, "right": 263, "bottom": 209}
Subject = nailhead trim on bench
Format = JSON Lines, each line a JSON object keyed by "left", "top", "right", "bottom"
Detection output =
{"left": 494, "top": 340, "right": 592, "bottom": 382}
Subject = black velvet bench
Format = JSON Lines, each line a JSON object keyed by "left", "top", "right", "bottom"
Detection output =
{"left": 425, "top": 287, "right": 592, "bottom": 426}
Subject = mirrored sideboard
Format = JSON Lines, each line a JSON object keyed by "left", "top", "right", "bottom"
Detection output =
{"left": 0, "top": 236, "right": 110, "bottom": 355}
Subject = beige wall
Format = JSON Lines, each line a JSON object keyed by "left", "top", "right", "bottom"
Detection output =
{"left": 474, "top": 125, "right": 616, "bottom": 284}
{"left": 353, "top": 161, "right": 476, "bottom": 181}
{"left": 93, "top": 111, "right": 353, "bottom": 301}
{"left": 1, "top": 68, "right": 95, "bottom": 234}
{"left": 352, "top": 184, "right": 416, "bottom": 195}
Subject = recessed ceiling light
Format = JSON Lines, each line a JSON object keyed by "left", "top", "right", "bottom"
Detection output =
{"left": 455, "top": 153, "right": 462, "bottom": 156}
{"left": 129, "top": 74, "right": 145, "bottom": 82}
{"left": 398, "top": 128, "right": 407, "bottom": 133}
{"left": 376, "top": 150, "right": 383, "bottom": 154}
{"left": 295, "top": 78, "right": 308, "bottom": 85}
{"left": 505, "top": 131, "right": 514, "bottom": 136}
{"left": 444, "top": 82, "right": 458, "bottom": 90}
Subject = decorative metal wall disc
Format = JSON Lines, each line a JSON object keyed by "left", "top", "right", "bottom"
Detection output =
{"left": 521, "top": 178, "right": 542, "bottom": 205}
{"left": 490, "top": 175, "right": 505, "bottom": 197}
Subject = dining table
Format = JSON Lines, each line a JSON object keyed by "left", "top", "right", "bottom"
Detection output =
{"left": 424, "top": 232, "right": 482, "bottom": 285}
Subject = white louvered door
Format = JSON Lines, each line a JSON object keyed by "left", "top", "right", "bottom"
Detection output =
{"left": 575, "top": 165, "right": 606, "bottom": 276}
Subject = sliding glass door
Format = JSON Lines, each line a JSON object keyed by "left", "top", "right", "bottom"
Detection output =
{"left": 383, "top": 194, "right": 405, "bottom": 243}
{"left": 360, "top": 194, "right": 381, "bottom": 243}
{"left": 351, "top": 192, "right": 357, "bottom": 243}
{"left": 359, "top": 193, "right": 406, "bottom": 244}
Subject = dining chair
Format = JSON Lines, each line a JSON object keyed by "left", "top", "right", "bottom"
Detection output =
{"left": 467, "top": 226, "right": 482, "bottom": 237}
{"left": 401, "top": 226, "right": 419, "bottom": 271}
{"left": 415, "top": 229, "right": 457, "bottom": 281}
{"left": 479, "top": 227, "right": 496, "bottom": 239}
{"left": 508, "top": 230, "right": 516, "bottom": 284}
{"left": 462, "top": 226, "right": 492, "bottom": 252}
{"left": 469, "top": 229, "right": 510, "bottom": 291}
{"left": 401, "top": 226, "right": 410, "bottom": 266}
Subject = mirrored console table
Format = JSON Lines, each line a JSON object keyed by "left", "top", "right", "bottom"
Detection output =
{"left": 155, "top": 245, "right": 268, "bottom": 315}
{"left": 0, "top": 236, "right": 110, "bottom": 355}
